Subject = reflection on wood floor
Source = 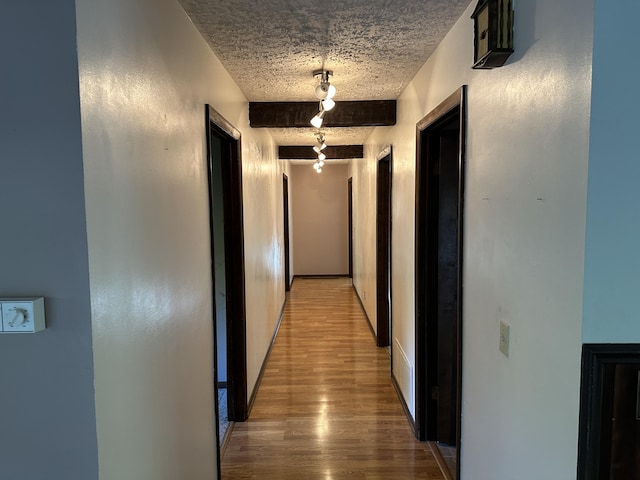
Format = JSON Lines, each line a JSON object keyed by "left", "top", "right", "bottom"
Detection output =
{"left": 221, "top": 277, "right": 445, "bottom": 479}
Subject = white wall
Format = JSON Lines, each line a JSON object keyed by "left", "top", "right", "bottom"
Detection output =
{"left": 582, "top": 0, "right": 640, "bottom": 343}
{"left": 290, "top": 164, "right": 350, "bottom": 275}
{"left": 75, "top": 0, "right": 284, "bottom": 477}
{"left": 0, "top": 2, "right": 99, "bottom": 478}
{"left": 355, "top": 0, "right": 593, "bottom": 478}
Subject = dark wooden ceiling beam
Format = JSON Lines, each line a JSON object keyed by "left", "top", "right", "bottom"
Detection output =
{"left": 249, "top": 101, "right": 396, "bottom": 128}
{"left": 278, "top": 145, "right": 363, "bottom": 160}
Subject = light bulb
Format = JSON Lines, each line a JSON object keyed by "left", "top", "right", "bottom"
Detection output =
{"left": 318, "top": 152, "right": 326, "bottom": 161}
{"left": 315, "top": 83, "right": 328, "bottom": 100}
{"left": 321, "top": 98, "right": 335, "bottom": 111}
{"left": 318, "top": 160, "right": 325, "bottom": 167}
{"left": 316, "top": 167, "right": 322, "bottom": 173}
{"left": 326, "top": 84, "right": 336, "bottom": 99}
{"left": 313, "top": 162, "right": 320, "bottom": 170}
{"left": 313, "top": 145, "right": 321, "bottom": 154}
{"left": 310, "top": 110, "right": 324, "bottom": 128}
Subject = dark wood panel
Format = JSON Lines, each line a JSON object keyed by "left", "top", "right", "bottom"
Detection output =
{"left": 249, "top": 100, "right": 396, "bottom": 128}
{"left": 278, "top": 145, "right": 363, "bottom": 159}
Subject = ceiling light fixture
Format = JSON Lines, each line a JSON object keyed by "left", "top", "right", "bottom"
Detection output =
{"left": 313, "top": 134, "right": 327, "bottom": 153}
{"left": 310, "top": 70, "right": 336, "bottom": 127}
{"left": 321, "top": 97, "right": 335, "bottom": 111}
{"left": 310, "top": 108, "right": 325, "bottom": 129}
{"left": 314, "top": 70, "right": 336, "bottom": 100}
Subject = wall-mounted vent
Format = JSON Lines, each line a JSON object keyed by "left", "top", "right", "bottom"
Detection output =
{"left": 394, "top": 338, "right": 414, "bottom": 414}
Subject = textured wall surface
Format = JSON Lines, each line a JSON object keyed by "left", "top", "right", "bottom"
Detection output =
{"left": 583, "top": 0, "right": 640, "bottom": 343}
{"left": 0, "top": 2, "right": 99, "bottom": 478}
{"left": 76, "top": 0, "right": 283, "bottom": 477}
{"left": 359, "top": 0, "right": 594, "bottom": 478}
{"left": 290, "top": 164, "right": 350, "bottom": 275}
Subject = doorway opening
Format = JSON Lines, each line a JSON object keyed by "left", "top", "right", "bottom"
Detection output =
{"left": 348, "top": 177, "right": 353, "bottom": 280}
{"left": 205, "top": 105, "right": 248, "bottom": 473}
{"left": 376, "top": 146, "right": 392, "bottom": 348}
{"left": 414, "top": 87, "right": 466, "bottom": 480}
{"left": 283, "top": 174, "right": 291, "bottom": 292}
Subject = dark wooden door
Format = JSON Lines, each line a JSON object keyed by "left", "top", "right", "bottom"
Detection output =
{"left": 348, "top": 177, "right": 353, "bottom": 279}
{"left": 376, "top": 154, "right": 392, "bottom": 348}
{"left": 435, "top": 128, "right": 461, "bottom": 446}
{"left": 283, "top": 174, "right": 290, "bottom": 291}
{"left": 415, "top": 87, "right": 466, "bottom": 480}
{"left": 206, "top": 105, "right": 248, "bottom": 424}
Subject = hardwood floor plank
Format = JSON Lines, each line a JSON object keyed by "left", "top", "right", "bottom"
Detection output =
{"left": 222, "top": 277, "right": 444, "bottom": 479}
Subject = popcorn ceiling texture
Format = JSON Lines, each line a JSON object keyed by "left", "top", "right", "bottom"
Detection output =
{"left": 179, "top": 0, "right": 470, "bottom": 148}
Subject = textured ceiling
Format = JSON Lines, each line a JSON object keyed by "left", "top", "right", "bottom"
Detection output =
{"left": 179, "top": 0, "right": 471, "bottom": 151}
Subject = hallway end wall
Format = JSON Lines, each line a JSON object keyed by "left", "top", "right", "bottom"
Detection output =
{"left": 357, "top": 0, "right": 593, "bottom": 479}
{"left": 76, "top": 0, "right": 284, "bottom": 477}
{"left": 290, "top": 164, "right": 350, "bottom": 276}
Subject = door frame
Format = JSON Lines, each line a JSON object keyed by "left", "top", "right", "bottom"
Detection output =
{"left": 205, "top": 105, "right": 248, "bottom": 475}
{"left": 376, "top": 146, "right": 393, "bottom": 348}
{"left": 414, "top": 87, "right": 466, "bottom": 475}
{"left": 283, "top": 173, "right": 291, "bottom": 291}
{"left": 348, "top": 177, "right": 353, "bottom": 279}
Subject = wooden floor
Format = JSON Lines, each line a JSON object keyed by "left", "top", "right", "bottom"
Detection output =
{"left": 221, "top": 277, "right": 445, "bottom": 479}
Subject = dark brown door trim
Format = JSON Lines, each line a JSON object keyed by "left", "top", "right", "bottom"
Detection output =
{"left": 414, "top": 87, "right": 466, "bottom": 479}
{"left": 283, "top": 174, "right": 291, "bottom": 291}
{"left": 376, "top": 146, "right": 392, "bottom": 348}
{"left": 205, "top": 105, "right": 248, "bottom": 428}
{"left": 348, "top": 177, "right": 353, "bottom": 279}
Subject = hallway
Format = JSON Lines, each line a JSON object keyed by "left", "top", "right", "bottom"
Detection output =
{"left": 221, "top": 277, "right": 445, "bottom": 479}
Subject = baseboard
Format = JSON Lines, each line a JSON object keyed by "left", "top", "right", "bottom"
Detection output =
{"left": 353, "top": 285, "right": 377, "bottom": 344}
{"left": 247, "top": 299, "right": 286, "bottom": 415}
{"left": 428, "top": 442, "right": 454, "bottom": 480}
{"left": 293, "top": 274, "right": 350, "bottom": 279}
{"left": 391, "top": 372, "right": 416, "bottom": 436}
{"left": 219, "top": 421, "right": 235, "bottom": 459}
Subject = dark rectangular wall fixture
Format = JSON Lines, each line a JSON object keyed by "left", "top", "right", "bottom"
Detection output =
{"left": 249, "top": 101, "right": 396, "bottom": 128}
{"left": 278, "top": 145, "right": 363, "bottom": 160}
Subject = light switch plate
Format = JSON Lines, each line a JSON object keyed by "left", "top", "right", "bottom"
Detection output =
{"left": 499, "top": 321, "right": 510, "bottom": 357}
{"left": 0, "top": 297, "right": 45, "bottom": 333}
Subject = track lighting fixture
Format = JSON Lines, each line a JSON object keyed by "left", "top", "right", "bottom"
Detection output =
{"left": 321, "top": 97, "right": 335, "bottom": 111}
{"left": 313, "top": 134, "right": 327, "bottom": 153}
{"left": 314, "top": 70, "right": 336, "bottom": 100}
{"left": 310, "top": 70, "right": 336, "bottom": 128}
{"left": 310, "top": 108, "right": 325, "bottom": 129}
{"left": 311, "top": 132, "right": 328, "bottom": 173}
